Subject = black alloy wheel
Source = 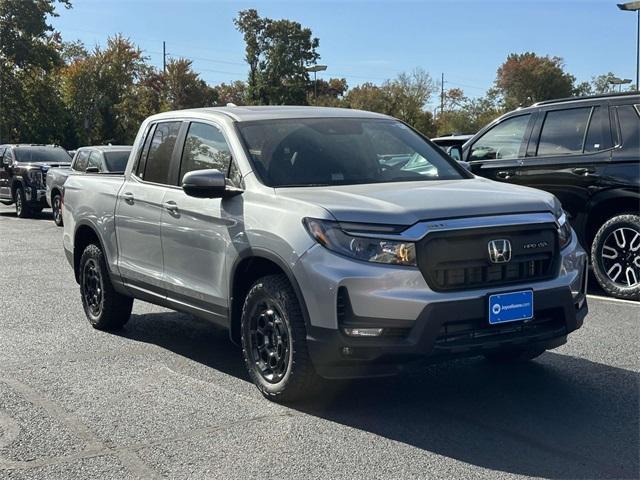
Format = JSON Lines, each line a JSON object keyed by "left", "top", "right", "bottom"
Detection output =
{"left": 82, "top": 257, "right": 104, "bottom": 318}
{"left": 248, "top": 301, "right": 291, "bottom": 384}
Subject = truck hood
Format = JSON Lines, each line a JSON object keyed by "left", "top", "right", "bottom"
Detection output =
{"left": 276, "top": 177, "right": 558, "bottom": 225}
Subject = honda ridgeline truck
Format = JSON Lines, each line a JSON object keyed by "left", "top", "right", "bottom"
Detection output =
{"left": 62, "top": 107, "right": 588, "bottom": 402}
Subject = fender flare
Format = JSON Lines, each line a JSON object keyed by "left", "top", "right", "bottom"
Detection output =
{"left": 227, "top": 247, "right": 312, "bottom": 343}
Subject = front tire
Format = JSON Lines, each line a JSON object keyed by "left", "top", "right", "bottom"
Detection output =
{"left": 241, "top": 274, "right": 320, "bottom": 402}
{"left": 591, "top": 214, "right": 640, "bottom": 301}
{"left": 484, "top": 347, "right": 546, "bottom": 363}
{"left": 52, "top": 193, "right": 63, "bottom": 226}
{"left": 14, "top": 186, "right": 31, "bottom": 218}
{"left": 79, "top": 244, "right": 133, "bottom": 330}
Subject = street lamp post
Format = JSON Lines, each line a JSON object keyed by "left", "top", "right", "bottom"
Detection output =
{"left": 305, "top": 64, "right": 328, "bottom": 105}
{"left": 608, "top": 76, "right": 633, "bottom": 92}
{"left": 618, "top": 1, "right": 640, "bottom": 91}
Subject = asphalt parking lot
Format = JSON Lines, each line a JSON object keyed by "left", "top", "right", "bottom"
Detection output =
{"left": 0, "top": 205, "right": 638, "bottom": 480}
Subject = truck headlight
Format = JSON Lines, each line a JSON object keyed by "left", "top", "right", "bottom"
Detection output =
{"left": 303, "top": 218, "right": 417, "bottom": 266}
{"left": 558, "top": 211, "right": 572, "bottom": 250}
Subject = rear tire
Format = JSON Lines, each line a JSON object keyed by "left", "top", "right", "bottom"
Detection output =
{"left": 52, "top": 193, "right": 63, "bottom": 226}
{"left": 240, "top": 274, "right": 321, "bottom": 402}
{"left": 591, "top": 214, "right": 640, "bottom": 301}
{"left": 79, "top": 244, "right": 133, "bottom": 331}
{"left": 14, "top": 186, "right": 31, "bottom": 218}
{"left": 484, "top": 347, "right": 546, "bottom": 363}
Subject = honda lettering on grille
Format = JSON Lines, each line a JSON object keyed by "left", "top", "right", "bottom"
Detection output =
{"left": 488, "top": 239, "right": 512, "bottom": 264}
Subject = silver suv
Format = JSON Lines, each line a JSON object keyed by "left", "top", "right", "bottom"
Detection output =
{"left": 62, "top": 106, "right": 588, "bottom": 402}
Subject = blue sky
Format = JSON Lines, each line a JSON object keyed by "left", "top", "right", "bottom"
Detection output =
{"left": 51, "top": 0, "right": 636, "bottom": 110}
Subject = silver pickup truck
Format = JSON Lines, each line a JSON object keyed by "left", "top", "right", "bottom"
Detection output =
{"left": 46, "top": 145, "right": 131, "bottom": 226}
{"left": 62, "top": 106, "right": 588, "bottom": 402}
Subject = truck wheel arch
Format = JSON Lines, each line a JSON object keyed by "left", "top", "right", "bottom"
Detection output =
{"left": 73, "top": 223, "right": 108, "bottom": 284}
{"left": 585, "top": 189, "right": 640, "bottom": 249}
{"left": 228, "top": 250, "right": 311, "bottom": 345}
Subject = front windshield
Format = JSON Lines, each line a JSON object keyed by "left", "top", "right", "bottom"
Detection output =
{"left": 14, "top": 147, "right": 72, "bottom": 163}
{"left": 104, "top": 150, "right": 131, "bottom": 172}
{"left": 237, "top": 118, "right": 465, "bottom": 187}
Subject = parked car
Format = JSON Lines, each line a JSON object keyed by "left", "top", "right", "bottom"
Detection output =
{"left": 46, "top": 145, "right": 132, "bottom": 226}
{"left": 62, "top": 106, "right": 588, "bottom": 402}
{"left": 0, "top": 144, "right": 72, "bottom": 217}
{"left": 460, "top": 92, "right": 640, "bottom": 300}
{"left": 431, "top": 134, "right": 474, "bottom": 160}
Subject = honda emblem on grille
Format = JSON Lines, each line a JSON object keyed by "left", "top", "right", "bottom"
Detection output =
{"left": 488, "top": 239, "right": 512, "bottom": 263}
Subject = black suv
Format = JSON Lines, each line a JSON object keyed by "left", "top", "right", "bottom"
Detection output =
{"left": 0, "top": 145, "right": 72, "bottom": 218}
{"left": 458, "top": 92, "right": 640, "bottom": 300}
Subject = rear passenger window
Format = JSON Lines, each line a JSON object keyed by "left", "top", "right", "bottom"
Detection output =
{"left": 536, "top": 107, "right": 591, "bottom": 156}
{"left": 617, "top": 105, "right": 640, "bottom": 151}
{"left": 179, "top": 122, "right": 232, "bottom": 182}
{"left": 584, "top": 106, "right": 613, "bottom": 153}
{"left": 74, "top": 150, "right": 90, "bottom": 172}
{"left": 143, "top": 121, "right": 181, "bottom": 184}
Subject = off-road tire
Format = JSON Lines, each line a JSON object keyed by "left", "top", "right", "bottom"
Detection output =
{"left": 241, "top": 274, "right": 320, "bottom": 402}
{"left": 591, "top": 214, "right": 640, "bottom": 301}
{"left": 484, "top": 347, "right": 546, "bottom": 363}
{"left": 79, "top": 244, "right": 133, "bottom": 330}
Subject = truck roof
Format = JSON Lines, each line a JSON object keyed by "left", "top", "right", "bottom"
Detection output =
{"left": 147, "top": 106, "right": 393, "bottom": 123}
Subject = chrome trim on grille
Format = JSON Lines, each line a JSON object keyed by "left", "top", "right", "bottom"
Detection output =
{"left": 341, "top": 212, "right": 558, "bottom": 242}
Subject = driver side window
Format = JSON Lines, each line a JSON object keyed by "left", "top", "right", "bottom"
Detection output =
{"left": 470, "top": 114, "right": 531, "bottom": 161}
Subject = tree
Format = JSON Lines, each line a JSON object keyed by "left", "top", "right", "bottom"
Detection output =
{"left": 214, "top": 80, "right": 248, "bottom": 105}
{"left": 162, "top": 58, "right": 217, "bottom": 110}
{"left": 495, "top": 52, "right": 576, "bottom": 109}
{"left": 308, "top": 77, "right": 348, "bottom": 106}
{"left": 438, "top": 89, "right": 504, "bottom": 136}
{"left": 344, "top": 69, "right": 437, "bottom": 136}
{"left": 0, "top": 0, "right": 71, "bottom": 143}
{"left": 61, "top": 35, "right": 149, "bottom": 145}
{"left": 234, "top": 9, "right": 319, "bottom": 105}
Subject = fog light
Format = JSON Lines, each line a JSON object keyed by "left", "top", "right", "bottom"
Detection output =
{"left": 343, "top": 328, "right": 384, "bottom": 337}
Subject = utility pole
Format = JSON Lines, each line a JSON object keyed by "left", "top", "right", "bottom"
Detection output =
{"left": 162, "top": 41, "right": 167, "bottom": 74}
{"left": 440, "top": 73, "right": 445, "bottom": 123}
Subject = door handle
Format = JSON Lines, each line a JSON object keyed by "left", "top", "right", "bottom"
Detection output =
{"left": 496, "top": 170, "right": 514, "bottom": 179}
{"left": 572, "top": 167, "right": 595, "bottom": 176}
{"left": 163, "top": 200, "right": 179, "bottom": 213}
{"left": 122, "top": 192, "right": 134, "bottom": 204}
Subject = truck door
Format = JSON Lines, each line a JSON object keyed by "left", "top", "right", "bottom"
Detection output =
{"left": 160, "top": 120, "right": 237, "bottom": 324}
{"left": 115, "top": 121, "right": 182, "bottom": 297}
{"left": 467, "top": 113, "right": 533, "bottom": 183}
{"left": 516, "top": 104, "right": 612, "bottom": 240}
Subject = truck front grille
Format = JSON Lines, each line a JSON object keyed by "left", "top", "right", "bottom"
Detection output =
{"left": 417, "top": 224, "right": 559, "bottom": 292}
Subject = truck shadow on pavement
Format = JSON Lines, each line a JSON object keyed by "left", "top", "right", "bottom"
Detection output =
{"left": 121, "top": 311, "right": 639, "bottom": 480}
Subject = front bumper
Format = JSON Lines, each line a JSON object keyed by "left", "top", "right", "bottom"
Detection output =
{"left": 24, "top": 186, "right": 48, "bottom": 207}
{"left": 293, "top": 234, "right": 588, "bottom": 379}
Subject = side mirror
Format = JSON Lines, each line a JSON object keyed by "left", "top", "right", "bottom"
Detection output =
{"left": 85, "top": 166, "right": 100, "bottom": 173}
{"left": 446, "top": 146, "right": 463, "bottom": 161}
{"left": 2, "top": 158, "right": 10, "bottom": 167}
{"left": 182, "top": 169, "right": 241, "bottom": 199}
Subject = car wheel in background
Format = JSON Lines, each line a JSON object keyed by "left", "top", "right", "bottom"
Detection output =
{"left": 241, "top": 274, "right": 320, "bottom": 402}
{"left": 52, "top": 193, "right": 63, "bottom": 226}
{"left": 14, "top": 186, "right": 31, "bottom": 218}
{"left": 591, "top": 214, "right": 640, "bottom": 301}
{"left": 79, "top": 244, "right": 133, "bottom": 330}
